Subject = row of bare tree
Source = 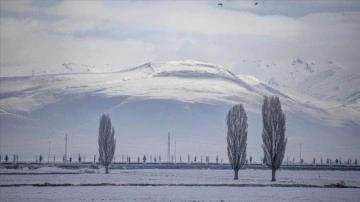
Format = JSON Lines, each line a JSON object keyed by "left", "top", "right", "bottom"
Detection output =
{"left": 227, "top": 96, "right": 287, "bottom": 181}
{"left": 98, "top": 95, "right": 286, "bottom": 179}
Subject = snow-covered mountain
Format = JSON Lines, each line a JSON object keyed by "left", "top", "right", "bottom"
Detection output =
{"left": 299, "top": 63, "right": 359, "bottom": 103}
{"left": 0, "top": 60, "right": 359, "bottom": 162}
{"left": 235, "top": 58, "right": 319, "bottom": 89}
{"left": 236, "top": 58, "right": 360, "bottom": 114}
{"left": 0, "top": 60, "right": 343, "bottom": 120}
{"left": 0, "top": 63, "right": 117, "bottom": 77}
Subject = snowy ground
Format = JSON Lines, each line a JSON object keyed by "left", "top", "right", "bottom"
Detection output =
{"left": 1, "top": 168, "right": 360, "bottom": 201}
{"left": 2, "top": 186, "right": 360, "bottom": 202}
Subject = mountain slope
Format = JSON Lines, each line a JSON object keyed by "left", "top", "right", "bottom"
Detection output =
{"left": 0, "top": 63, "right": 116, "bottom": 77}
{"left": 0, "top": 61, "right": 359, "bottom": 162}
{"left": 236, "top": 59, "right": 360, "bottom": 109}
{"left": 0, "top": 61, "right": 333, "bottom": 116}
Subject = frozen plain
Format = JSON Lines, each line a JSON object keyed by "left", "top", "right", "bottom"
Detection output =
{"left": 1, "top": 168, "right": 360, "bottom": 201}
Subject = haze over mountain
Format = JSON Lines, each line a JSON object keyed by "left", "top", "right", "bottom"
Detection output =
{"left": 0, "top": 60, "right": 359, "bottom": 162}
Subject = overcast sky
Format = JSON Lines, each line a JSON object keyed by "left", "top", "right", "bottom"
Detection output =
{"left": 1, "top": 0, "right": 360, "bottom": 73}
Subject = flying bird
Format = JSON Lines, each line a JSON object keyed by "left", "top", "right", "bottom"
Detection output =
{"left": 218, "top": 3, "right": 223, "bottom": 6}
{"left": 254, "top": 2, "right": 258, "bottom": 5}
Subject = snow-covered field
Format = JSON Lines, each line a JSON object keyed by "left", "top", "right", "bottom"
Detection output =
{"left": 1, "top": 168, "right": 359, "bottom": 201}
{"left": 2, "top": 186, "right": 359, "bottom": 202}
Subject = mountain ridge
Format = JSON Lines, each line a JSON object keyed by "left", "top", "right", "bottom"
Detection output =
{"left": 0, "top": 60, "right": 357, "bottom": 124}
{"left": 0, "top": 60, "right": 359, "bottom": 161}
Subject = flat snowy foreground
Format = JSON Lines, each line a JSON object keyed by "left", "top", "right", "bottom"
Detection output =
{"left": 1, "top": 186, "right": 359, "bottom": 202}
{"left": 1, "top": 168, "right": 360, "bottom": 201}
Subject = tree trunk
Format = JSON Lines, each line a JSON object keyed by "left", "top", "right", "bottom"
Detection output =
{"left": 105, "top": 165, "right": 109, "bottom": 174}
{"left": 234, "top": 169, "right": 239, "bottom": 180}
{"left": 271, "top": 169, "right": 276, "bottom": 181}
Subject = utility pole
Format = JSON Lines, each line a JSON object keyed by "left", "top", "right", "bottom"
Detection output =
{"left": 167, "top": 132, "right": 170, "bottom": 163}
{"left": 299, "top": 144, "right": 302, "bottom": 165}
{"left": 174, "top": 142, "right": 176, "bottom": 164}
{"left": 48, "top": 141, "right": 50, "bottom": 164}
{"left": 65, "top": 134, "right": 68, "bottom": 163}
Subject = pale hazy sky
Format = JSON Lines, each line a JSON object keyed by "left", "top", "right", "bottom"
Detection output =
{"left": 1, "top": 0, "right": 360, "bottom": 73}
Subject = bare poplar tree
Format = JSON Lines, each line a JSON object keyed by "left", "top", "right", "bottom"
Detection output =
{"left": 226, "top": 104, "right": 248, "bottom": 180}
{"left": 98, "top": 114, "right": 116, "bottom": 174}
{"left": 261, "top": 96, "right": 287, "bottom": 181}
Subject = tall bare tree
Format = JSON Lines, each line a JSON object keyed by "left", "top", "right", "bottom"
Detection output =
{"left": 227, "top": 104, "right": 248, "bottom": 180}
{"left": 98, "top": 114, "right": 116, "bottom": 174}
{"left": 261, "top": 96, "right": 287, "bottom": 181}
